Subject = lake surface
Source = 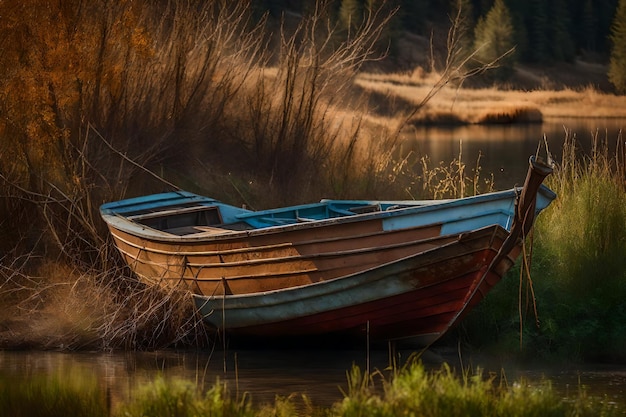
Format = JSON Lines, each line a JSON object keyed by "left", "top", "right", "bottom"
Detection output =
{"left": 1, "top": 348, "right": 625, "bottom": 410}
{"left": 404, "top": 117, "right": 625, "bottom": 189}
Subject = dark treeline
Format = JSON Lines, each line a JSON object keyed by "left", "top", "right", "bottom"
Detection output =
{"left": 255, "top": 0, "right": 618, "bottom": 64}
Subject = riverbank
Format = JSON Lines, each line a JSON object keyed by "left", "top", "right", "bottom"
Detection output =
{"left": 356, "top": 67, "right": 626, "bottom": 127}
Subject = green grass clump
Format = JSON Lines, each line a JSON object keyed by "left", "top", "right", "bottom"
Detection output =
{"left": 118, "top": 376, "right": 256, "bottom": 417}
{"left": 333, "top": 361, "right": 617, "bottom": 417}
{"left": 529, "top": 135, "right": 626, "bottom": 360}
{"left": 462, "top": 133, "right": 626, "bottom": 361}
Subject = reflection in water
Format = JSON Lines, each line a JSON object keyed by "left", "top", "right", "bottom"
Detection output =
{"left": 0, "top": 349, "right": 368, "bottom": 407}
{"left": 1, "top": 349, "right": 625, "bottom": 410}
{"left": 404, "top": 117, "right": 625, "bottom": 189}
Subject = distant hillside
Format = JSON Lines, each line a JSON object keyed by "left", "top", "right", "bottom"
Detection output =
{"left": 387, "top": 31, "right": 613, "bottom": 92}
{"left": 262, "top": 1, "right": 618, "bottom": 93}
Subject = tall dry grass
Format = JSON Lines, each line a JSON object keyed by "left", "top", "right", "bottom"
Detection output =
{"left": 232, "top": 1, "right": 395, "bottom": 202}
{"left": 0, "top": 0, "right": 270, "bottom": 349}
{"left": 0, "top": 0, "right": 409, "bottom": 350}
{"left": 0, "top": 0, "right": 510, "bottom": 350}
{"left": 0, "top": 255, "right": 208, "bottom": 350}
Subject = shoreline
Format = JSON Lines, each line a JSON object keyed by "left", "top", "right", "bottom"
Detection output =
{"left": 356, "top": 72, "right": 626, "bottom": 126}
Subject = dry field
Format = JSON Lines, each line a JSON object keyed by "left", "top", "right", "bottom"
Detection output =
{"left": 356, "top": 68, "right": 626, "bottom": 126}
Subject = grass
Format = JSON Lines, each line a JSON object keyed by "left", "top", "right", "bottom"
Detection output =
{"left": 117, "top": 376, "right": 257, "bottom": 417}
{"left": 529, "top": 131, "right": 626, "bottom": 361}
{"left": 462, "top": 131, "right": 626, "bottom": 361}
{"left": 0, "top": 361, "right": 620, "bottom": 417}
{"left": 356, "top": 71, "right": 626, "bottom": 122}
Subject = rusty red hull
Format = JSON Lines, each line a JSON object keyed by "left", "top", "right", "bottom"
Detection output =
{"left": 194, "top": 225, "right": 521, "bottom": 343}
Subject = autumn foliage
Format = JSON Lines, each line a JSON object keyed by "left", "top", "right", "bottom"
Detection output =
{"left": 0, "top": 1, "right": 397, "bottom": 349}
{"left": 0, "top": 0, "right": 264, "bottom": 261}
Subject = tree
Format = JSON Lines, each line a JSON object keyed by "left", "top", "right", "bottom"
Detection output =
{"left": 472, "top": 0, "right": 516, "bottom": 80}
{"left": 609, "top": 0, "right": 626, "bottom": 93}
{"left": 582, "top": 0, "right": 598, "bottom": 52}
{"left": 450, "top": 0, "right": 475, "bottom": 53}
{"left": 529, "top": 0, "right": 549, "bottom": 62}
{"left": 549, "top": 0, "right": 575, "bottom": 62}
{"left": 339, "top": 0, "right": 363, "bottom": 33}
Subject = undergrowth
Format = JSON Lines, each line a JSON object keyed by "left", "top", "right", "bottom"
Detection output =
{"left": 462, "top": 131, "right": 626, "bottom": 362}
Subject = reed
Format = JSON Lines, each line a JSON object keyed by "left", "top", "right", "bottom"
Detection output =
{"left": 463, "top": 131, "right": 626, "bottom": 361}
{"left": 530, "top": 130, "right": 626, "bottom": 360}
{"left": 418, "top": 148, "right": 494, "bottom": 199}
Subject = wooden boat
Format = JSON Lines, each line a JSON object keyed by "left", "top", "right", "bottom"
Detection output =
{"left": 100, "top": 156, "right": 556, "bottom": 345}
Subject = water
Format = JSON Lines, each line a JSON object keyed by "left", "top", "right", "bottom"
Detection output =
{"left": 404, "top": 117, "right": 625, "bottom": 189}
{"left": 0, "top": 349, "right": 371, "bottom": 407}
{"left": 1, "top": 348, "right": 625, "bottom": 410}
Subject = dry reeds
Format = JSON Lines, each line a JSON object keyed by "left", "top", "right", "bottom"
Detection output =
{"left": 0, "top": 254, "right": 210, "bottom": 350}
{"left": 238, "top": 1, "right": 395, "bottom": 202}
{"left": 0, "top": 0, "right": 403, "bottom": 350}
{"left": 473, "top": 105, "right": 543, "bottom": 124}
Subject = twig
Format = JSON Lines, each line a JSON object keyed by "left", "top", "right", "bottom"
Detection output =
{"left": 89, "top": 124, "right": 181, "bottom": 191}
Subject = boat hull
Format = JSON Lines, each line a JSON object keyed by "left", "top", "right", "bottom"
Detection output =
{"left": 194, "top": 225, "right": 517, "bottom": 342}
{"left": 103, "top": 187, "right": 553, "bottom": 296}
{"left": 100, "top": 156, "right": 556, "bottom": 344}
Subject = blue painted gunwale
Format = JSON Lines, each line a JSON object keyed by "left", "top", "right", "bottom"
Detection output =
{"left": 100, "top": 185, "right": 556, "bottom": 243}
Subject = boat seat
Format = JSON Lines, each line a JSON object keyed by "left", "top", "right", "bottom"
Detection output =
{"left": 349, "top": 204, "right": 382, "bottom": 214}
{"left": 164, "top": 225, "right": 233, "bottom": 236}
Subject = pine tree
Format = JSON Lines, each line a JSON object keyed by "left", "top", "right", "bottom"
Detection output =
{"left": 549, "top": 0, "right": 575, "bottom": 62}
{"left": 529, "top": 0, "right": 549, "bottom": 62}
{"left": 339, "top": 0, "right": 363, "bottom": 33}
{"left": 609, "top": 0, "right": 626, "bottom": 93}
{"left": 472, "top": 0, "right": 516, "bottom": 79}
{"left": 582, "top": 0, "right": 597, "bottom": 51}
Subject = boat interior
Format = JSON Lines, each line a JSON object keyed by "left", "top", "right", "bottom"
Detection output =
{"left": 123, "top": 199, "right": 421, "bottom": 236}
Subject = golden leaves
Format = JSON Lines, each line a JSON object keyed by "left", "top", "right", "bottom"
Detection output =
{"left": 0, "top": 0, "right": 156, "bottom": 183}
